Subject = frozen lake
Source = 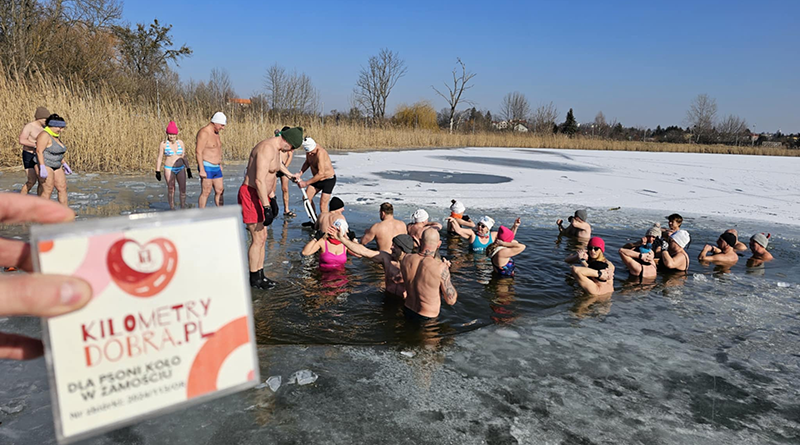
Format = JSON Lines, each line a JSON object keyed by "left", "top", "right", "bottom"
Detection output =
{"left": 1, "top": 148, "right": 799, "bottom": 444}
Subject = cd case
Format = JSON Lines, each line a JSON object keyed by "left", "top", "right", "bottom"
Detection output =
{"left": 31, "top": 207, "right": 260, "bottom": 444}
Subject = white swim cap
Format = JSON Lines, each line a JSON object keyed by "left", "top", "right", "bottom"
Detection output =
{"left": 302, "top": 137, "right": 317, "bottom": 153}
{"left": 478, "top": 216, "right": 495, "bottom": 230}
{"left": 411, "top": 209, "right": 429, "bottom": 223}
{"left": 670, "top": 229, "right": 691, "bottom": 249}
{"left": 211, "top": 112, "right": 227, "bottom": 125}
{"left": 450, "top": 200, "right": 466, "bottom": 214}
{"left": 333, "top": 218, "right": 349, "bottom": 235}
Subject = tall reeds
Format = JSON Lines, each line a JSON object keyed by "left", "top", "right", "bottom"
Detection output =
{"left": 1, "top": 74, "right": 795, "bottom": 174}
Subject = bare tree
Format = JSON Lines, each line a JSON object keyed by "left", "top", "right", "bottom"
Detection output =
{"left": 530, "top": 101, "right": 559, "bottom": 134}
{"left": 263, "top": 63, "right": 318, "bottom": 117}
{"left": 686, "top": 94, "right": 717, "bottom": 143}
{"left": 499, "top": 92, "right": 530, "bottom": 124}
{"left": 208, "top": 67, "right": 235, "bottom": 105}
{"left": 593, "top": 111, "right": 610, "bottom": 137}
{"left": 353, "top": 48, "right": 407, "bottom": 121}
{"left": 716, "top": 114, "right": 749, "bottom": 145}
{"left": 432, "top": 58, "right": 476, "bottom": 134}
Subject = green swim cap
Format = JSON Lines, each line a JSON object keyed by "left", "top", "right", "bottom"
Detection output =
{"left": 281, "top": 126, "right": 304, "bottom": 149}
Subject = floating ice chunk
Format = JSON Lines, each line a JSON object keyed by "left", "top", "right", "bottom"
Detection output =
{"left": 266, "top": 375, "right": 281, "bottom": 392}
{"left": 288, "top": 370, "right": 318, "bottom": 385}
{"left": 0, "top": 400, "right": 25, "bottom": 414}
{"left": 496, "top": 328, "right": 521, "bottom": 339}
{"left": 400, "top": 350, "right": 415, "bottom": 358}
{"left": 693, "top": 274, "right": 708, "bottom": 282}
{"left": 776, "top": 282, "right": 790, "bottom": 288}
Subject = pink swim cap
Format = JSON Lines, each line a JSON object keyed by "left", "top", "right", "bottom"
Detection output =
{"left": 498, "top": 226, "right": 514, "bottom": 242}
{"left": 166, "top": 121, "right": 179, "bottom": 134}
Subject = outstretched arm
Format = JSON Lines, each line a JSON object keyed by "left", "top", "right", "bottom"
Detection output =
{"left": 445, "top": 217, "right": 474, "bottom": 240}
{"left": 440, "top": 261, "right": 458, "bottom": 305}
{"left": 330, "top": 227, "right": 382, "bottom": 261}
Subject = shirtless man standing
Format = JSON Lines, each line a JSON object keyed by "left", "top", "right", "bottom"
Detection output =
{"left": 401, "top": 228, "right": 458, "bottom": 320}
{"left": 17, "top": 106, "right": 49, "bottom": 194}
{"left": 698, "top": 231, "right": 739, "bottom": 266}
{"left": 332, "top": 229, "right": 413, "bottom": 298}
{"left": 407, "top": 209, "right": 443, "bottom": 246}
{"left": 361, "top": 203, "right": 407, "bottom": 253}
{"left": 557, "top": 209, "right": 591, "bottom": 239}
{"left": 196, "top": 112, "right": 226, "bottom": 208}
{"left": 238, "top": 126, "right": 303, "bottom": 289}
{"left": 275, "top": 140, "right": 295, "bottom": 217}
{"left": 293, "top": 137, "right": 336, "bottom": 219}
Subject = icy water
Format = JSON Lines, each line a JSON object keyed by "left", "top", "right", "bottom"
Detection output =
{"left": 1, "top": 161, "right": 799, "bottom": 444}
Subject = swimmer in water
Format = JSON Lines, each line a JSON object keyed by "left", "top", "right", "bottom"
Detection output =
{"left": 565, "top": 236, "right": 615, "bottom": 295}
{"left": 447, "top": 215, "right": 513, "bottom": 253}
{"left": 747, "top": 233, "right": 773, "bottom": 266}
{"left": 724, "top": 229, "right": 748, "bottom": 252}
{"left": 698, "top": 231, "right": 739, "bottom": 266}
{"left": 618, "top": 225, "right": 660, "bottom": 279}
{"left": 155, "top": 121, "right": 192, "bottom": 210}
{"left": 659, "top": 229, "right": 691, "bottom": 272}
{"left": 302, "top": 219, "right": 350, "bottom": 270}
{"left": 446, "top": 199, "right": 475, "bottom": 233}
{"left": 332, "top": 227, "right": 414, "bottom": 298}
{"left": 407, "top": 209, "right": 443, "bottom": 246}
{"left": 486, "top": 225, "right": 526, "bottom": 277}
{"left": 360, "top": 202, "right": 407, "bottom": 253}
{"left": 400, "top": 228, "right": 458, "bottom": 320}
{"left": 557, "top": 209, "right": 591, "bottom": 239}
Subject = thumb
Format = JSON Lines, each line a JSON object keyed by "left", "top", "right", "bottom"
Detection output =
{"left": 0, "top": 274, "right": 92, "bottom": 317}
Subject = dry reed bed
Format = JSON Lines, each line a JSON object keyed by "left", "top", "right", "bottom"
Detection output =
{"left": 1, "top": 75, "right": 796, "bottom": 173}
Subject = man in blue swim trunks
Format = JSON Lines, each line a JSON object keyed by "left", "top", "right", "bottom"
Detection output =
{"left": 196, "top": 112, "right": 226, "bottom": 208}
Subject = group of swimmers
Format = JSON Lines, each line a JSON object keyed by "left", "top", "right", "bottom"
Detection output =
{"left": 14, "top": 109, "right": 777, "bottom": 322}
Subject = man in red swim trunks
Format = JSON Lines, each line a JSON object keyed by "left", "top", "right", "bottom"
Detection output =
{"left": 238, "top": 126, "right": 303, "bottom": 289}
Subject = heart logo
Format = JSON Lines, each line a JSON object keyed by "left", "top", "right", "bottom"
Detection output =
{"left": 107, "top": 238, "right": 178, "bottom": 297}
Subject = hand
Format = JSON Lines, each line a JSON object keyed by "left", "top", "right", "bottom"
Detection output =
{"left": 578, "top": 249, "right": 588, "bottom": 261}
{"left": 298, "top": 180, "right": 308, "bottom": 189}
{"left": 462, "top": 215, "right": 470, "bottom": 222}
{"left": 62, "top": 162, "right": 72, "bottom": 175}
{"left": 347, "top": 230, "right": 357, "bottom": 241}
{"left": 293, "top": 172, "right": 302, "bottom": 181}
{"left": 39, "top": 165, "right": 48, "bottom": 179}
{"left": 326, "top": 226, "right": 343, "bottom": 240}
{"left": 556, "top": 219, "right": 563, "bottom": 226}
{"left": 186, "top": 167, "right": 193, "bottom": 179}
{"left": 199, "top": 170, "right": 207, "bottom": 179}
{"left": 314, "top": 230, "right": 326, "bottom": 241}
{"left": 155, "top": 171, "right": 162, "bottom": 181}
{"left": 443, "top": 258, "right": 452, "bottom": 268}
{"left": 269, "top": 197, "right": 279, "bottom": 217}
{"left": 641, "top": 251, "right": 655, "bottom": 263}
{"left": 512, "top": 217, "right": 521, "bottom": 227}
{"left": 0, "top": 194, "right": 92, "bottom": 360}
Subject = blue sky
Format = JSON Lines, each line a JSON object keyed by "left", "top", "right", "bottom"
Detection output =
{"left": 124, "top": 0, "right": 799, "bottom": 132}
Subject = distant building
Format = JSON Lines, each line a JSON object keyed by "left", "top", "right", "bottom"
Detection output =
{"left": 228, "top": 98, "right": 251, "bottom": 107}
{"left": 514, "top": 123, "right": 528, "bottom": 133}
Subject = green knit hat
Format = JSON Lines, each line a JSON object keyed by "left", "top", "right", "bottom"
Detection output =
{"left": 281, "top": 126, "right": 304, "bottom": 149}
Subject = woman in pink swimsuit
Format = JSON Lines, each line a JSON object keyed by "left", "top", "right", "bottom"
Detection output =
{"left": 302, "top": 219, "right": 349, "bottom": 269}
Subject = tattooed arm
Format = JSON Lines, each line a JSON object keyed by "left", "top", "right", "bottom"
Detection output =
{"left": 440, "top": 260, "right": 458, "bottom": 305}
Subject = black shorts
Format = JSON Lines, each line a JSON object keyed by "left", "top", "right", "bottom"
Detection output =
{"left": 403, "top": 305, "right": 435, "bottom": 322}
{"left": 312, "top": 175, "right": 337, "bottom": 194}
{"left": 22, "top": 151, "right": 37, "bottom": 169}
{"left": 276, "top": 171, "right": 285, "bottom": 178}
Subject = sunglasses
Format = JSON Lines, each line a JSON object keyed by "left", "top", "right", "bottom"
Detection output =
{"left": 589, "top": 246, "right": 602, "bottom": 252}
{"left": 477, "top": 223, "right": 486, "bottom": 228}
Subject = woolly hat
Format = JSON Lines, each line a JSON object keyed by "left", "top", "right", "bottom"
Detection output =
{"left": 478, "top": 216, "right": 495, "bottom": 230}
{"left": 411, "top": 209, "right": 429, "bottom": 223}
{"left": 329, "top": 197, "right": 344, "bottom": 211}
{"left": 574, "top": 209, "right": 588, "bottom": 222}
{"left": 498, "top": 226, "right": 514, "bottom": 242}
{"left": 166, "top": 121, "right": 179, "bottom": 134}
{"left": 392, "top": 234, "right": 414, "bottom": 254}
{"left": 281, "top": 126, "right": 304, "bottom": 149}
{"left": 34, "top": 107, "right": 50, "bottom": 120}
{"left": 211, "top": 112, "right": 227, "bottom": 125}
{"left": 720, "top": 232, "right": 737, "bottom": 248}
{"left": 750, "top": 233, "right": 769, "bottom": 249}
{"left": 646, "top": 223, "right": 661, "bottom": 238}
{"left": 450, "top": 200, "right": 466, "bottom": 214}
{"left": 333, "top": 219, "right": 349, "bottom": 235}
{"left": 588, "top": 236, "right": 605, "bottom": 253}
{"left": 670, "top": 229, "right": 691, "bottom": 249}
{"left": 302, "top": 137, "right": 317, "bottom": 153}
